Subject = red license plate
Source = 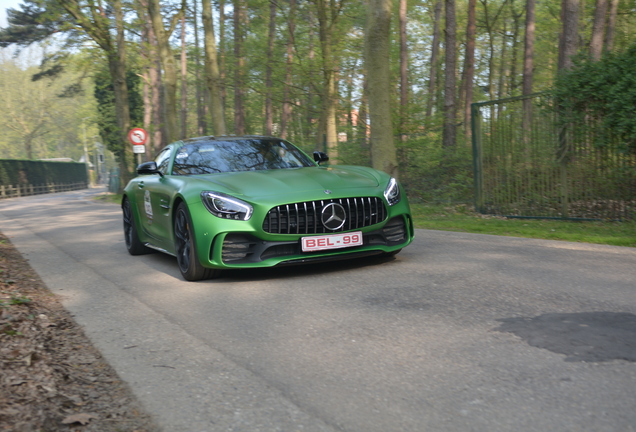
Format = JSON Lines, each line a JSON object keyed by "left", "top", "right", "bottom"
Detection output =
{"left": 301, "top": 231, "right": 363, "bottom": 252}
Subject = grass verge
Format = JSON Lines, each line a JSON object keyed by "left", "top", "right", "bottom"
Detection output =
{"left": 411, "top": 203, "right": 636, "bottom": 248}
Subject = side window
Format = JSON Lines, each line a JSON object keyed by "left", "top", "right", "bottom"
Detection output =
{"left": 154, "top": 148, "right": 172, "bottom": 174}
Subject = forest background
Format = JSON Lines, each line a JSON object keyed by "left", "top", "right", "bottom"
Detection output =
{"left": 0, "top": 0, "right": 634, "bottom": 203}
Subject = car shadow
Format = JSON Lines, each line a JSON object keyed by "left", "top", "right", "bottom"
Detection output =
{"left": 494, "top": 311, "right": 636, "bottom": 362}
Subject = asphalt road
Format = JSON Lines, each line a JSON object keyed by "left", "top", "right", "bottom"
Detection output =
{"left": 1, "top": 188, "right": 635, "bottom": 432}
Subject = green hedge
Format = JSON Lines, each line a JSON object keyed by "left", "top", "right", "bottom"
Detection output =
{"left": 0, "top": 159, "right": 88, "bottom": 186}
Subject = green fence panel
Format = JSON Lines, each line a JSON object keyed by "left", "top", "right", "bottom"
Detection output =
{"left": 472, "top": 93, "right": 636, "bottom": 220}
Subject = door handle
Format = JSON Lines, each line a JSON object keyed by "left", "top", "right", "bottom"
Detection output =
{"left": 138, "top": 182, "right": 144, "bottom": 189}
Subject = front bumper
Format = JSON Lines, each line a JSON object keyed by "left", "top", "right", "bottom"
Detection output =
{"left": 209, "top": 215, "right": 413, "bottom": 268}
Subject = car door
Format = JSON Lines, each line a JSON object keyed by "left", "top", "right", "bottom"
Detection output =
{"left": 134, "top": 147, "right": 174, "bottom": 248}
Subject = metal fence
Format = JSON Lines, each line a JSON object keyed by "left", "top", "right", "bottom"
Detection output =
{"left": 0, "top": 182, "right": 88, "bottom": 200}
{"left": 471, "top": 93, "right": 636, "bottom": 220}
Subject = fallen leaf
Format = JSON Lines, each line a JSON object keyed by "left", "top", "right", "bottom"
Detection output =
{"left": 62, "top": 412, "right": 98, "bottom": 425}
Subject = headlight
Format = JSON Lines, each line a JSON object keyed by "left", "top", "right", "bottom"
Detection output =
{"left": 201, "top": 191, "right": 253, "bottom": 220}
{"left": 384, "top": 177, "right": 401, "bottom": 206}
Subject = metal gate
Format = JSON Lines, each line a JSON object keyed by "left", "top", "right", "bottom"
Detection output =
{"left": 471, "top": 93, "right": 636, "bottom": 220}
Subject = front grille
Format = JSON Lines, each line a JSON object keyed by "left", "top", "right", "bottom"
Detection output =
{"left": 263, "top": 197, "right": 388, "bottom": 234}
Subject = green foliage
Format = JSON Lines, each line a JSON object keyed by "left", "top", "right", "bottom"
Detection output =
{"left": 553, "top": 44, "right": 636, "bottom": 153}
{"left": 399, "top": 134, "right": 474, "bottom": 204}
{"left": 0, "top": 160, "right": 87, "bottom": 185}
{"left": 93, "top": 63, "right": 143, "bottom": 158}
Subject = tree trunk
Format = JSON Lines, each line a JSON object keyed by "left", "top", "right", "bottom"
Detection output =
{"left": 147, "top": 0, "right": 183, "bottom": 143}
{"left": 425, "top": 0, "right": 442, "bottom": 118}
{"left": 192, "top": 0, "right": 206, "bottom": 135}
{"left": 315, "top": 0, "right": 340, "bottom": 162}
{"left": 112, "top": 0, "right": 132, "bottom": 182}
{"left": 137, "top": 0, "right": 153, "bottom": 154}
{"left": 233, "top": 0, "right": 246, "bottom": 135}
{"left": 180, "top": 13, "right": 188, "bottom": 138}
{"left": 522, "top": 0, "right": 536, "bottom": 137}
{"left": 590, "top": 0, "right": 608, "bottom": 60}
{"left": 558, "top": 0, "right": 580, "bottom": 71}
{"left": 508, "top": 0, "right": 522, "bottom": 94}
{"left": 264, "top": 1, "right": 276, "bottom": 136}
{"left": 442, "top": 0, "right": 457, "bottom": 148}
{"left": 202, "top": 0, "right": 227, "bottom": 135}
{"left": 604, "top": 0, "right": 619, "bottom": 52}
{"left": 461, "top": 0, "right": 476, "bottom": 138}
{"left": 398, "top": 0, "right": 408, "bottom": 141}
{"left": 219, "top": 0, "right": 227, "bottom": 108}
{"left": 281, "top": 0, "right": 296, "bottom": 140}
{"left": 366, "top": 0, "right": 398, "bottom": 178}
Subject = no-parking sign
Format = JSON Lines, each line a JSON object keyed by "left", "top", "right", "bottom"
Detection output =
{"left": 128, "top": 128, "right": 148, "bottom": 154}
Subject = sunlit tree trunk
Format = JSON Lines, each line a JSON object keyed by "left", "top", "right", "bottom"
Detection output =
{"left": 366, "top": 0, "right": 398, "bottom": 177}
{"left": 202, "top": 0, "right": 227, "bottom": 135}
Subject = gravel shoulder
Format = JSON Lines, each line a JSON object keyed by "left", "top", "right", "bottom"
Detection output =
{"left": 0, "top": 231, "right": 157, "bottom": 431}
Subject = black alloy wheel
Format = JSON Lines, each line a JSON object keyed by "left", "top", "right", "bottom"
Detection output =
{"left": 174, "top": 202, "right": 218, "bottom": 281}
{"left": 122, "top": 198, "right": 151, "bottom": 255}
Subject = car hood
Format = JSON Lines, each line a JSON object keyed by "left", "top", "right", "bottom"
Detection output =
{"left": 188, "top": 166, "right": 385, "bottom": 199}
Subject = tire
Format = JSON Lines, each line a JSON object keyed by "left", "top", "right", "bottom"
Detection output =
{"left": 174, "top": 203, "right": 219, "bottom": 281}
{"left": 122, "top": 197, "right": 151, "bottom": 255}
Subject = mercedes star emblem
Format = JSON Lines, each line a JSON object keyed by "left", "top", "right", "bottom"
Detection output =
{"left": 321, "top": 202, "right": 347, "bottom": 230}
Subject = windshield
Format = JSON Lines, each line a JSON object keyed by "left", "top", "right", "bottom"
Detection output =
{"left": 171, "top": 138, "right": 315, "bottom": 175}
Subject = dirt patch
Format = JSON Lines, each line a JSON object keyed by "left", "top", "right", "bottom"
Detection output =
{"left": 0, "top": 232, "right": 157, "bottom": 431}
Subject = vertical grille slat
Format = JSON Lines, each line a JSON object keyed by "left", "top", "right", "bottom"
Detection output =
{"left": 263, "top": 197, "right": 387, "bottom": 234}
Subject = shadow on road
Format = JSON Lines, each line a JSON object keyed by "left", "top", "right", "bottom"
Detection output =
{"left": 495, "top": 312, "right": 636, "bottom": 362}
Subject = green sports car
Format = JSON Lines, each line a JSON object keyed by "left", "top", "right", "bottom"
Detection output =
{"left": 122, "top": 136, "right": 414, "bottom": 281}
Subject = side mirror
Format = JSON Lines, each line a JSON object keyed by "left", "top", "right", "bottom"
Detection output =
{"left": 313, "top": 151, "right": 329, "bottom": 165}
{"left": 137, "top": 161, "right": 163, "bottom": 176}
